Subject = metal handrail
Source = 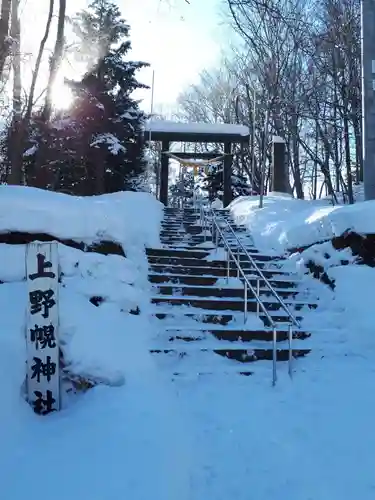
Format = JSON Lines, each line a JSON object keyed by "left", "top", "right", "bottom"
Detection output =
{"left": 210, "top": 209, "right": 301, "bottom": 329}
{"left": 196, "top": 201, "right": 295, "bottom": 385}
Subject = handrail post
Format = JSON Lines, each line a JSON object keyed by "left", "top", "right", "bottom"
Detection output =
{"left": 244, "top": 281, "right": 248, "bottom": 323}
{"left": 203, "top": 208, "right": 207, "bottom": 241}
{"left": 236, "top": 246, "right": 240, "bottom": 278}
{"left": 226, "top": 248, "right": 230, "bottom": 283}
{"left": 272, "top": 327, "right": 277, "bottom": 386}
{"left": 256, "top": 278, "right": 260, "bottom": 316}
{"left": 288, "top": 324, "right": 293, "bottom": 379}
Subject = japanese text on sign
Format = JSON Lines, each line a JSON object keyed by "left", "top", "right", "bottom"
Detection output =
{"left": 26, "top": 243, "right": 60, "bottom": 415}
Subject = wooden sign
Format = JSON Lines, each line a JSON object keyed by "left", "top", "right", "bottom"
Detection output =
{"left": 26, "top": 242, "right": 60, "bottom": 415}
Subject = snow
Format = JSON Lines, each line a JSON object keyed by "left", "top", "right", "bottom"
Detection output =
{"left": 145, "top": 119, "right": 250, "bottom": 137}
{"left": 23, "top": 144, "right": 37, "bottom": 157}
{"left": 90, "top": 132, "right": 126, "bottom": 155}
{"left": 215, "top": 276, "right": 243, "bottom": 288}
{"left": 211, "top": 197, "right": 223, "bottom": 209}
{"left": 230, "top": 192, "right": 375, "bottom": 252}
{"left": 3, "top": 187, "right": 375, "bottom": 499}
{"left": 205, "top": 247, "right": 227, "bottom": 261}
{"left": 0, "top": 187, "right": 194, "bottom": 500}
{"left": 0, "top": 185, "right": 162, "bottom": 251}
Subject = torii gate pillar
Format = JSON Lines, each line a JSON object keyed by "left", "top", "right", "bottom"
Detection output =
{"left": 160, "top": 140, "right": 170, "bottom": 205}
{"left": 271, "top": 136, "right": 289, "bottom": 193}
{"left": 223, "top": 142, "right": 232, "bottom": 207}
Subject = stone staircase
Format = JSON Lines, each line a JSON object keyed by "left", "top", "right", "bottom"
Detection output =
{"left": 147, "top": 206, "right": 314, "bottom": 376}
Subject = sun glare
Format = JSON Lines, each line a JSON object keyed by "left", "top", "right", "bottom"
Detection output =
{"left": 52, "top": 81, "right": 73, "bottom": 110}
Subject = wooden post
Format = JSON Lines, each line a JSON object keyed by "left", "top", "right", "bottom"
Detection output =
{"left": 160, "top": 140, "right": 170, "bottom": 206}
{"left": 271, "top": 136, "right": 289, "bottom": 193}
{"left": 26, "top": 242, "right": 60, "bottom": 415}
{"left": 223, "top": 142, "right": 232, "bottom": 207}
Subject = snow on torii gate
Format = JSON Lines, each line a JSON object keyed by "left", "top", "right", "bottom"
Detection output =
{"left": 144, "top": 120, "right": 250, "bottom": 207}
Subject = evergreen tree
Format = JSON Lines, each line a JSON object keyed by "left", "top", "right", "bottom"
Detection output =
{"left": 202, "top": 163, "right": 224, "bottom": 201}
{"left": 232, "top": 171, "right": 252, "bottom": 198}
{"left": 14, "top": 0, "right": 149, "bottom": 195}
{"left": 200, "top": 163, "right": 252, "bottom": 202}
{"left": 170, "top": 168, "right": 195, "bottom": 207}
{"left": 67, "top": 0, "right": 149, "bottom": 193}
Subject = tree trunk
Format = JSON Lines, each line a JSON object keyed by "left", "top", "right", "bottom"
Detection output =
{"left": 292, "top": 122, "right": 303, "bottom": 199}
{"left": 25, "top": 0, "right": 54, "bottom": 121}
{"left": 42, "top": 0, "right": 66, "bottom": 122}
{"left": 0, "top": 0, "right": 12, "bottom": 79}
{"left": 8, "top": 0, "right": 23, "bottom": 185}
{"left": 352, "top": 113, "right": 363, "bottom": 183}
{"left": 343, "top": 107, "right": 354, "bottom": 204}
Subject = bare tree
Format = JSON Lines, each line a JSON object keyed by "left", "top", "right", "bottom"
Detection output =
{"left": 42, "top": 0, "right": 66, "bottom": 122}
{"left": 25, "top": 0, "right": 54, "bottom": 121}
{"left": 0, "top": 0, "right": 12, "bottom": 80}
{"left": 177, "top": 0, "right": 362, "bottom": 201}
{"left": 7, "top": 0, "right": 23, "bottom": 184}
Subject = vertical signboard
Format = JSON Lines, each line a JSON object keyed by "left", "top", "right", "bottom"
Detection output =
{"left": 26, "top": 242, "right": 60, "bottom": 415}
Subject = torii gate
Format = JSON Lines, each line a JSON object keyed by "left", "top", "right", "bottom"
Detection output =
{"left": 144, "top": 120, "right": 250, "bottom": 207}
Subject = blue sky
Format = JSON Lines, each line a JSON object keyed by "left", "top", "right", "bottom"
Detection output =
{"left": 21, "top": 0, "right": 226, "bottom": 113}
{"left": 123, "top": 0, "right": 225, "bottom": 112}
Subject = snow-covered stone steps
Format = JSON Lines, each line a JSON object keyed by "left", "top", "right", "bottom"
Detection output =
{"left": 151, "top": 328, "right": 310, "bottom": 350}
{"left": 151, "top": 351, "right": 303, "bottom": 377}
{"left": 151, "top": 295, "right": 316, "bottom": 312}
{"left": 160, "top": 227, "right": 205, "bottom": 236}
{"left": 160, "top": 243, "right": 217, "bottom": 250}
{"left": 146, "top": 247, "right": 263, "bottom": 258}
{"left": 154, "top": 328, "right": 310, "bottom": 343}
{"left": 148, "top": 253, "right": 281, "bottom": 265}
{"left": 163, "top": 216, "right": 199, "bottom": 224}
{"left": 151, "top": 308, "right": 304, "bottom": 326}
{"left": 146, "top": 206, "right": 314, "bottom": 375}
{"left": 148, "top": 273, "right": 301, "bottom": 288}
{"left": 149, "top": 345, "right": 310, "bottom": 363}
{"left": 161, "top": 234, "right": 213, "bottom": 242}
{"left": 149, "top": 263, "right": 296, "bottom": 278}
{"left": 160, "top": 324, "right": 309, "bottom": 335}
{"left": 153, "top": 284, "right": 302, "bottom": 299}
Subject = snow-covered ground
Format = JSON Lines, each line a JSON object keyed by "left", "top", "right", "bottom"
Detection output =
{"left": 230, "top": 191, "right": 375, "bottom": 253}
{"left": 2, "top": 188, "right": 375, "bottom": 500}
{"left": 0, "top": 187, "right": 192, "bottom": 500}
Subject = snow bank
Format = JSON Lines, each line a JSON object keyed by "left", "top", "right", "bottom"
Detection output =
{"left": 0, "top": 186, "right": 163, "bottom": 386}
{"left": 230, "top": 193, "right": 375, "bottom": 253}
{"left": 0, "top": 185, "right": 163, "bottom": 251}
{"left": 0, "top": 187, "right": 197, "bottom": 500}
